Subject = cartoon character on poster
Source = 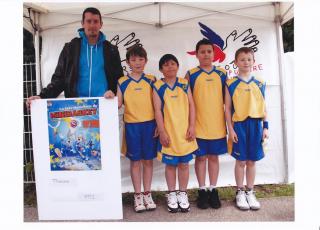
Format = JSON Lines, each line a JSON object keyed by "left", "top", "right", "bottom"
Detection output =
{"left": 47, "top": 99, "right": 102, "bottom": 171}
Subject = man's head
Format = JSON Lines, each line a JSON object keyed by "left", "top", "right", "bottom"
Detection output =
{"left": 82, "top": 7, "right": 103, "bottom": 40}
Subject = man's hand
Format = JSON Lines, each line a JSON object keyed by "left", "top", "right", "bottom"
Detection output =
{"left": 104, "top": 90, "right": 115, "bottom": 99}
{"left": 26, "top": 96, "right": 41, "bottom": 109}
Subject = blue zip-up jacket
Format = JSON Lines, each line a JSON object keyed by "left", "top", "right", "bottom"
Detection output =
{"left": 77, "top": 29, "right": 108, "bottom": 97}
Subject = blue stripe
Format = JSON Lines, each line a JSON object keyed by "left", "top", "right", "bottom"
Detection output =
{"left": 189, "top": 69, "right": 202, "bottom": 92}
{"left": 176, "top": 81, "right": 189, "bottom": 94}
{"left": 119, "top": 78, "right": 131, "bottom": 95}
{"left": 252, "top": 78, "right": 266, "bottom": 98}
{"left": 141, "top": 75, "right": 155, "bottom": 87}
{"left": 227, "top": 78, "right": 241, "bottom": 98}
{"left": 154, "top": 83, "right": 168, "bottom": 113}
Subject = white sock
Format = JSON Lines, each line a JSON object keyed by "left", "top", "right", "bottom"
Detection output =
{"left": 209, "top": 185, "right": 216, "bottom": 191}
{"left": 199, "top": 186, "right": 207, "bottom": 190}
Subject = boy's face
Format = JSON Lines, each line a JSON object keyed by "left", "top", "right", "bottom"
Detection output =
{"left": 196, "top": 44, "right": 214, "bottom": 66}
{"left": 126, "top": 55, "right": 147, "bottom": 73}
{"left": 160, "top": 60, "right": 178, "bottom": 78}
{"left": 235, "top": 52, "right": 255, "bottom": 73}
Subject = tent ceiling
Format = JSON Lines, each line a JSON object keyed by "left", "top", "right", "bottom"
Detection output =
{"left": 23, "top": 2, "right": 294, "bottom": 33}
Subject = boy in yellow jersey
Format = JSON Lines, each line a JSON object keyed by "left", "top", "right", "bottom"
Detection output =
{"left": 153, "top": 54, "right": 198, "bottom": 213}
{"left": 225, "top": 47, "right": 269, "bottom": 210}
{"left": 117, "top": 45, "right": 157, "bottom": 213}
{"left": 185, "top": 39, "right": 227, "bottom": 209}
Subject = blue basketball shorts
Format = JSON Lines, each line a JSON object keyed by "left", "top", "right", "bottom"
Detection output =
{"left": 195, "top": 137, "right": 227, "bottom": 157}
{"left": 230, "top": 117, "right": 264, "bottom": 161}
{"left": 125, "top": 120, "right": 157, "bottom": 161}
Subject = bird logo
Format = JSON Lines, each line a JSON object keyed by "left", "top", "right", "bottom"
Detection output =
{"left": 187, "top": 22, "right": 260, "bottom": 65}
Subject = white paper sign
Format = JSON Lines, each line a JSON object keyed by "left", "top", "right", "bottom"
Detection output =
{"left": 31, "top": 97, "right": 123, "bottom": 220}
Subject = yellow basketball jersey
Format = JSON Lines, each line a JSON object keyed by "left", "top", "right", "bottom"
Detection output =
{"left": 153, "top": 77, "right": 198, "bottom": 157}
{"left": 187, "top": 66, "right": 227, "bottom": 139}
{"left": 226, "top": 76, "right": 266, "bottom": 122}
{"left": 118, "top": 73, "right": 156, "bottom": 123}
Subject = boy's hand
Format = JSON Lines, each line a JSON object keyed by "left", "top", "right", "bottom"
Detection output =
{"left": 153, "top": 127, "right": 159, "bottom": 138}
{"left": 159, "top": 130, "right": 170, "bottom": 147}
{"left": 104, "top": 90, "right": 115, "bottom": 99}
{"left": 26, "top": 96, "right": 41, "bottom": 110}
{"left": 262, "top": 128, "right": 269, "bottom": 140}
{"left": 186, "top": 126, "right": 195, "bottom": 142}
{"left": 230, "top": 129, "right": 238, "bottom": 143}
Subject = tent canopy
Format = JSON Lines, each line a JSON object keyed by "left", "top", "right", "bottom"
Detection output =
{"left": 23, "top": 2, "right": 293, "bottom": 34}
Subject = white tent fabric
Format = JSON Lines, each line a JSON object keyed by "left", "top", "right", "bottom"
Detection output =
{"left": 23, "top": 2, "right": 294, "bottom": 192}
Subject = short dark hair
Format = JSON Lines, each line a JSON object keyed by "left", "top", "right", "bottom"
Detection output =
{"left": 82, "top": 7, "right": 102, "bottom": 24}
{"left": 235, "top": 47, "right": 255, "bottom": 60}
{"left": 196, "top": 38, "right": 213, "bottom": 53}
{"left": 126, "top": 45, "right": 147, "bottom": 60}
{"left": 159, "top": 54, "right": 179, "bottom": 70}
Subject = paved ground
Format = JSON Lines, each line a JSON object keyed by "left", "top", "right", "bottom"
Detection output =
{"left": 24, "top": 196, "right": 294, "bottom": 222}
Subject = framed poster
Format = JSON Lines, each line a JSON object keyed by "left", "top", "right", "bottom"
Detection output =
{"left": 31, "top": 98, "right": 123, "bottom": 220}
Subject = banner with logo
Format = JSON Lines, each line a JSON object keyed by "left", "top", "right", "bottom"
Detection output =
{"left": 31, "top": 98, "right": 122, "bottom": 220}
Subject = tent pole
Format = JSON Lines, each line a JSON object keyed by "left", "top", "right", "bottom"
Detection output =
{"left": 274, "top": 2, "right": 289, "bottom": 183}
{"left": 33, "top": 10, "right": 41, "bottom": 94}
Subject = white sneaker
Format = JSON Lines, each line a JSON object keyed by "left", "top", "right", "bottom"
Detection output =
{"left": 245, "top": 190, "right": 261, "bottom": 210}
{"left": 134, "top": 193, "right": 146, "bottom": 213}
{"left": 166, "top": 191, "right": 179, "bottom": 213}
{"left": 236, "top": 190, "right": 250, "bottom": 210}
{"left": 143, "top": 192, "right": 157, "bottom": 211}
{"left": 177, "top": 191, "right": 190, "bottom": 212}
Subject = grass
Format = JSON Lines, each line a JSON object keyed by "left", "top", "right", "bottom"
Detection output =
{"left": 24, "top": 183, "right": 294, "bottom": 207}
{"left": 121, "top": 183, "right": 294, "bottom": 205}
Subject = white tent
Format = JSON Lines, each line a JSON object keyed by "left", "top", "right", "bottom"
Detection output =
{"left": 23, "top": 2, "right": 294, "bottom": 192}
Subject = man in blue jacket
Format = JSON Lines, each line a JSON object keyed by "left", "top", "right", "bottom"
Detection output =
{"left": 26, "top": 7, "right": 123, "bottom": 106}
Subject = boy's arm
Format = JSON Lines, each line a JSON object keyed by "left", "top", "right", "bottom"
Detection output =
{"left": 186, "top": 87, "right": 196, "bottom": 141}
{"left": 225, "top": 85, "right": 238, "bottom": 143}
{"left": 116, "top": 85, "right": 123, "bottom": 109}
{"left": 153, "top": 89, "right": 170, "bottom": 147}
{"left": 184, "top": 72, "right": 190, "bottom": 81}
{"left": 262, "top": 100, "right": 269, "bottom": 139}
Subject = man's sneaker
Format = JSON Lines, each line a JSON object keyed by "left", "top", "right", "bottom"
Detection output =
{"left": 143, "top": 192, "right": 156, "bottom": 211}
{"left": 245, "top": 190, "right": 261, "bottom": 210}
{"left": 197, "top": 189, "right": 209, "bottom": 209}
{"left": 133, "top": 193, "right": 146, "bottom": 213}
{"left": 235, "top": 190, "right": 250, "bottom": 210}
{"left": 208, "top": 188, "right": 221, "bottom": 209}
{"left": 177, "top": 191, "right": 190, "bottom": 212}
{"left": 166, "top": 191, "right": 179, "bottom": 213}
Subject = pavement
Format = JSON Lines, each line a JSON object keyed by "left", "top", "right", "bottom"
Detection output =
{"left": 24, "top": 196, "right": 294, "bottom": 222}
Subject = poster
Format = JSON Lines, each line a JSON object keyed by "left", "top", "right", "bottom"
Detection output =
{"left": 47, "top": 99, "right": 101, "bottom": 171}
{"left": 31, "top": 98, "right": 123, "bottom": 220}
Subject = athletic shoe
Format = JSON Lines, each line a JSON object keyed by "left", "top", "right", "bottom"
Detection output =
{"left": 166, "top": 191, "right": 179, "bottom": 213}
{"left": 245, "top": 190, "right": 261, "bottom": 210}
{"left": 133, "top": 193, "right": 146, "bottom": 213}
{"left": 143, "top": 192, "right": 157, "bottom": 211}
{"left": 197, "top": 189, "right": 209, "bottom": 209}
{"left": 208, "top": 188, "right": 221, "bottom": 209}
{"left": 177, "top": 191, "right": 190, "bottom": 212}
{"left": 235, "top": 190, "right": 250, "bottom": 210}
